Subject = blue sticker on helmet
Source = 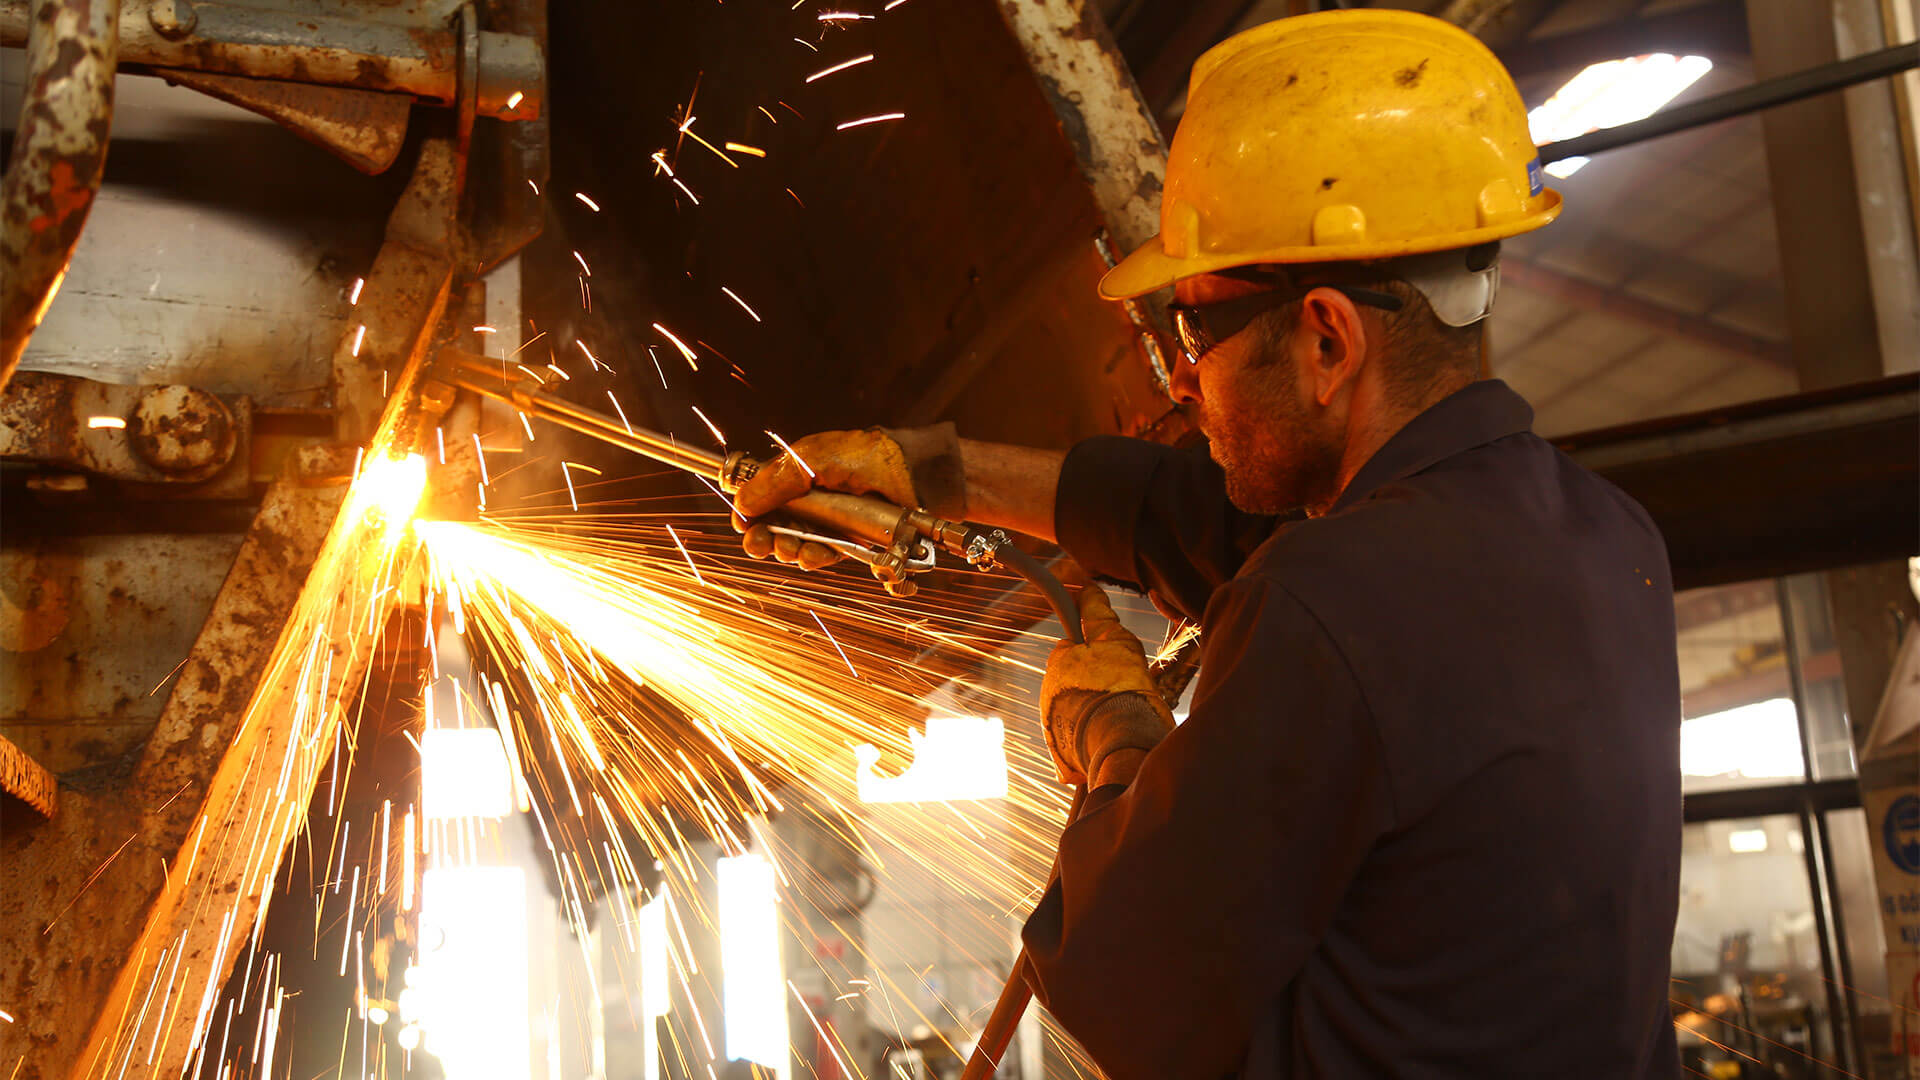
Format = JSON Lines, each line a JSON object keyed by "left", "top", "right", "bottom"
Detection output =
{"left": 1527, "top": 159, "right": 1544, "bottom": 196}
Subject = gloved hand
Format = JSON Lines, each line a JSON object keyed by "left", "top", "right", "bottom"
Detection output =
{"left": 731, "top": 423, "right": 966, "bottom": 569}
{"left": 1041, "top": 583, "right": 1174, "bottom": 789}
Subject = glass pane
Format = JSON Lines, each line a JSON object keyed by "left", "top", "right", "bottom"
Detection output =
{"left": 1782, "top": 573, "right": 1861, "bottom": 781}
{"left": 1826, "top": 808, "right": 1896, "bottom": 1077}
{"left": 1676, "top": 581, "right": 1806, "bottom": 793}
{"left": 1493, "top": 53, "right": 1797, "bottom": 438}
{"left": 1673, "top": 816, "right": 1840, "bottom": 1076}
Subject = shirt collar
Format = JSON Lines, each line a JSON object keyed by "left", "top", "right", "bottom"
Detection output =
{"left": 1330, "top": 379, "right": 1535, "bottom": 513}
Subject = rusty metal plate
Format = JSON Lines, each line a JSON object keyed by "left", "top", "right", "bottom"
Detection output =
{"left": 0, "top": 532, "right": 246, "bottom": 773}
{"left": 153, "top": 68, "right": 411, "bottom": 174}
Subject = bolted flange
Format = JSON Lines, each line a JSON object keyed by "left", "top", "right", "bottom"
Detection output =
{"left": 129, "top": 385, "right": 236, "bottom": 475}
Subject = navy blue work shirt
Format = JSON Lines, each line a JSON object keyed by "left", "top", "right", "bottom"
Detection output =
{"left": 1020, "top": 380, "right": 1683, "bottom": 1078}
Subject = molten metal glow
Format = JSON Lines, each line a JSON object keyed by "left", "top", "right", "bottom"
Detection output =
{"left": 346, "top": 452, "right": 428, "bottom": 538}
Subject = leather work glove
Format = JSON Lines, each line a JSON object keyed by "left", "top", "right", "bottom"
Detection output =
{"left": 731, "top": 423, "right": 966, "bottom": 569}
{"left": 1041, "top": 583, "right": 1175, "bottom": 789}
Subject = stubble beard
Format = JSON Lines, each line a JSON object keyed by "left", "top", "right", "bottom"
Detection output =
{"left": 1208, "top": 366, "right": 1346, "bottom": 517}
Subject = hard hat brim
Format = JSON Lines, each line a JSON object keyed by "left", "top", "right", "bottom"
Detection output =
{"left": 1098, "top": 189, "right": 1562, "bottom": 301}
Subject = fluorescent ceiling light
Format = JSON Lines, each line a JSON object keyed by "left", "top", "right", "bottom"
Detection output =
{"left": 1727, "top": 827, "right": 1769, "bottom": 854}
{"left": 1529, "top": 54, "right": 1714, "bottom": 178}
{"left": 855, "top": 716, "right": 1009, "bottom": 803}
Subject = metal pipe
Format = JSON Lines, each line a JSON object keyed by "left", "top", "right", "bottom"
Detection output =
{"left": 436, "top": 366, "right": 724, "bottom": 477}
{"left": 0, "top": 0, "right": 544, "bottom": 118}
{"left": 1776, "top": 578, "right": 1862, "bottom": 1076}
{"left": 1539, "top": 40, "right": 1920, "bottom": 163}
{"left": 0, "top": 0, "right": 120, "bottom": 392}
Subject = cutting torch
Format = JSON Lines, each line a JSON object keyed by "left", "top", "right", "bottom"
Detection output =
{"left": 429, "top": 348, "right": 1083, "bottom": 641}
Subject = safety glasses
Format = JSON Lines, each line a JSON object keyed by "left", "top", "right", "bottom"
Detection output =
{"left": 1168, "top": 280, "right": 1404, "bottom": 366}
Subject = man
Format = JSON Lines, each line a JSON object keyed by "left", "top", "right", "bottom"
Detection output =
{"left": 734, "top": 10, "right": 1682, "bottom": 1077}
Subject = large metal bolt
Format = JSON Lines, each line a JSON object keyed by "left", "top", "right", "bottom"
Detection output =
{"left": 148, "top": 0, "right": 197, "bottom": 38}
{"left": 130, "top": 386, "right": 235, "bottom": 474}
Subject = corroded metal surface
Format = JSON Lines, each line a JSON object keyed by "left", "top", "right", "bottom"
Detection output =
{"left": 0, "top": 729, "right": 57, "bottom": 815}
{"left": 995, "top": 0, "right": 1165, "bottom": 258}
{"left": 127, "top": 385, "right": 235, "bottom": 472}
{"left": 0, "top": 370, "right": 248, "bottom": 489}
{"left": 0, "top": 534, "right": 249, "bottom": 774}
{"left": 0, "top": 0, "right": 122, "bottom": 391}
{"left": 0, "top": 0, "right": 545, "bottom": 119}
{"left": 0, "top": 472, "right": 344, "bottom": 1078}
{"left": 333, "top": 137, "right": 458, "bottom": 446}
{"left": 995, "top": 0, "right": 1173, "bottom": 406}
{"left": 152, "top": 68, "right": 411, "bottom": 174}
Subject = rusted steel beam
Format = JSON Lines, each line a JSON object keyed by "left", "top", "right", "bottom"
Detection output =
{"left": 0, "top": 0, "right": 543, "bottom": 119}
{"left": 995, "top": 0, "right": 1174, "bottom": 401}
{"left": 0, "top": 0, "right": 121, "bottom": 393}
{"left": 0, "top": 131, "right": 465, "bottom": 1077}
{"left": 64, "top": 144, "right": 460, "bottom": 1079}
{"left": 332, "top": 138, "right": 460, "bottom": 447}
{"left": 0, "top": 467, "right": 346, "bottom": 1078}
{"left": 1499, "top": 256, "right": 1792, "bottom": 368}
{"left": 150, "top": 69, "right": 410, "bottom": 175}
{"left": 0, "top": 729, "right": 57, "bottom": 816}
{"left": 994, "top": 0, "right": 1165, "bottom": 261}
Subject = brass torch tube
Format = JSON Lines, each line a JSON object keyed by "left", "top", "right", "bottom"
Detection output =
{"left": 438, "top": 364, "right": 725, "bottom": 477}
{"left": 437, "top": 357, "right": 917, "bottom": 552}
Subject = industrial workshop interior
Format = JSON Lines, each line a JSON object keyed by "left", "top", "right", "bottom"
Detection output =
{"left": 2, "top": 0, "right": 1918, "bottom": 1077}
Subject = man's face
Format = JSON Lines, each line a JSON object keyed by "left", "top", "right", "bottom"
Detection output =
{"left": 1171, "top": 273, "right": 1347, "bottom": 516}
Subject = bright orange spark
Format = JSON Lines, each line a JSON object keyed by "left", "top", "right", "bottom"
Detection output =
{"left": 653, "top": 324, "right": 700, "bottom": 370}
{"left": 690, "top": 406, "right": 725, "bottom": 446}
{"left": 722, "top": 142, "right": 767, "bottom": 158}
{"left": 575, "top": 192, "right": 601, "bottom": 211}
{"left": 764, "top": 430, "right": 815, "bottom": 479}
{"left": 806, "top": 54, "right": 874, "bottom": 82}
{"left": 837, "top": 112, "right": 905, "bottom": 130}
{"left": 607, "top": 391, "right": 635, "bottom": 433}
{"left": 675, "top": 116, "right": 740, "bottom": 168}
{"left": 720, "top": 287, "right": 761, "bottom": 322}
{"left": 661, "top": 524, "right": 706, "bottom": 586}
{"left": 810, "top": 610, "right": 859, "bottom": 679}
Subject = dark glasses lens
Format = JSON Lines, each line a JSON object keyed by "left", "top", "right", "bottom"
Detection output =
{"left": 1171, "top": 308, "right": 1213, "bottom": 365}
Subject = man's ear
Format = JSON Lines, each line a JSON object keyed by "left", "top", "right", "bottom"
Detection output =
{"left": 1296, "top": 287, "right": 1369, "bottom": 407}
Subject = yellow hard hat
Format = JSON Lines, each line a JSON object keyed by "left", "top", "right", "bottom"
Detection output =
{"left": 1100, "top": 9, "right": 1562, "bottom": 301}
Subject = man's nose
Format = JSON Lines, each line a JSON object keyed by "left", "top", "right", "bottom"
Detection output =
{"left": 1168, "top": 353, "right": 1202, "bottom": 406}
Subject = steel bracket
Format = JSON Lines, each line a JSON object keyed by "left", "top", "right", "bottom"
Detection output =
{"left": 0, "top": 371, "right": 253, "bottom": 496}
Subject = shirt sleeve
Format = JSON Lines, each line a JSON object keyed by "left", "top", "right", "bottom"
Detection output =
{"left": 1052, "top": 436, "right": 1284, "bottom": 622}
{"left": 1018, "top": 577, "right": 1396, "bottom": 1080}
